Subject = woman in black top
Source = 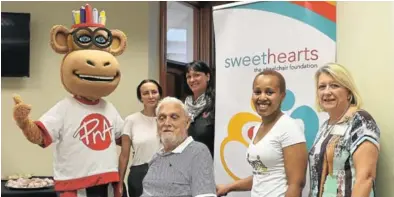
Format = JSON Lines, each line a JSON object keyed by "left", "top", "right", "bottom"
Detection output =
{"left": 184, "top": 61, "right": 215, "bottom": 157}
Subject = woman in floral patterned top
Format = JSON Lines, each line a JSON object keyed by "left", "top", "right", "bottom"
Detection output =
{"left": 308, "top": 63, "right": 380, "bottom": 197}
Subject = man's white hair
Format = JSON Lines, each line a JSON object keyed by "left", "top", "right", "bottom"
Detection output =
{"left": 156, "top": 96, "right": 190, "bottom": 117}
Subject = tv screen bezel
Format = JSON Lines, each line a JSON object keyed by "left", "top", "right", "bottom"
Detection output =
{"left": 1, "top": 12, "right": 31, "bottom": 78}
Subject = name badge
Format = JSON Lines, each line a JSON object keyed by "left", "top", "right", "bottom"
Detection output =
{"left": 331, "top": 125, "right": 347, "bottom": 136}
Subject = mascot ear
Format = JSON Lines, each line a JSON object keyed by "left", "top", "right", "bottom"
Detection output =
{"left": 110, "top": 29, "right": 127, "bottom": 56}
{"left": 50, "top": 25, "right": 70, "bottom": 54}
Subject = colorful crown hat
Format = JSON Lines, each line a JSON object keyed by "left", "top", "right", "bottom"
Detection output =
{"left": 71, "top": 4, "right": 106, "bottom": 29}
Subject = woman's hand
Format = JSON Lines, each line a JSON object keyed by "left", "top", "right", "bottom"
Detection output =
{"left": 216, "top": 175, "right": 253, "bottom": 196}
{"left": 118, "top": 183, "right": 123, "bottom": 197}
{"left": 118, "top": 135, "right": 131, "bottom": 190}
{"left": 352, "top": 141, "right": 379, "bottom": 197}
{"left": 216, "top": 184, "right": 231, "bottom": 196}
{"left": 283, "top": 142, "right": 308, "bottom": 197}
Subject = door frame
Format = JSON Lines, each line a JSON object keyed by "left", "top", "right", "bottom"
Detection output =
{"left": 159, "top": 1, "right": 233, "bottom": 96}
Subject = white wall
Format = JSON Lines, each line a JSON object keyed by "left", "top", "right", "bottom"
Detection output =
{"left": 337, "top": 2, "right": 394, "bottom": 196}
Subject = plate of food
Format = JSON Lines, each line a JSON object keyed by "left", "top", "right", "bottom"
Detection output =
{"left": 5, "top": 177, "right": 54, "bottom": 190}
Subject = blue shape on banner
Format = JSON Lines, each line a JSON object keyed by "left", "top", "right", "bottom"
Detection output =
{"left": 281, "top": 90, "right": 295, "bottom": 111}
{"left": 281, "top": 89, "right": 319, "bottom": 151}
{"left": 291, "top": 106, "right": 319, "bottom": 151}
{"left": 230, "top": 1, "right": 336, "bottom": 41}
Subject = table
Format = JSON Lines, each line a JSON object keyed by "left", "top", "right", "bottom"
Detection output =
{"left": 1, "top": 179, "right": 57, "bottom": 197}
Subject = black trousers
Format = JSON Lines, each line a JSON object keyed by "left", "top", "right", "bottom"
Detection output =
{"left": 85, "top": 184, "right": 112, "bottom": 197}
{"left": 126, "top": 163, "right": 149, "bottom": 197}
{"left": 57, "top": 183, "right": 116, "bottom": 197}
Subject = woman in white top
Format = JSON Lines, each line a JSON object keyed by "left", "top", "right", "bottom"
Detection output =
{"left": 216, "top": 70, "right": 308, "bottom": 197}
{"left": 119, "top": 79, "right": 162, "bottom": 197}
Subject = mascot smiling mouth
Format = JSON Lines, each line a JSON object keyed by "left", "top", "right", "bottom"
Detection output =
{"left": 73, "top": 71, "right": 119, "bottom": 82}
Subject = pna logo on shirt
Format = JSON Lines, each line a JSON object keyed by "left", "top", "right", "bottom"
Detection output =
{"left": 73, "top": 113, "right": 113, "bottom": 150}
{"left": 220, "top": 89, "right": 319, "bottom": 180}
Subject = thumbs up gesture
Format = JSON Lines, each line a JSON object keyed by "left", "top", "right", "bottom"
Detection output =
{"left": 12, "top": 94, "right": 32, "bottom": 124}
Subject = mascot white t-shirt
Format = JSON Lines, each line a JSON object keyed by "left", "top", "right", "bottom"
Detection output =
{"left": 35, "top": 96, "right": 123, "bottom": 191}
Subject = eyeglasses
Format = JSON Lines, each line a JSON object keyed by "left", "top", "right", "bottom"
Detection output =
{"left": 70, "top": 27, "right": 113, "bottom": 49}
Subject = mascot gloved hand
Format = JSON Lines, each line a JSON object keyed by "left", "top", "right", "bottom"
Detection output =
{"left": 12, "top": 94, "right": 43, "bottom": 144}
{"left": 12, "top": 4, "right": 127, "bottom": 197}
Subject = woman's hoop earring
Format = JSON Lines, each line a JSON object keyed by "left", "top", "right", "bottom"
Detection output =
{"left": 348, "top": 94, "right": 353, "bottom": 103}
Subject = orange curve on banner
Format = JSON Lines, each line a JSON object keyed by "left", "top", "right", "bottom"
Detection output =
{"left": 290, "top": 1, "right": 336, "bottom": 23}
{"left": 326, "top": 1, "right": 336, "bottom": 6}
{"left": 220, "top": 98, "right": 261, "bottom": 180}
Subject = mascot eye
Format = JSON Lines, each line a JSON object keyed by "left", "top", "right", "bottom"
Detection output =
{"left": 78, "top": 35, "right": 92, "bottom": 44}
{"left": 95, "top": 35, "right": 108, "bottom": 45}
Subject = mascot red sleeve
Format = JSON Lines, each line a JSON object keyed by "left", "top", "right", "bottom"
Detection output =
{"left": 12, "top": 4, "right": 126, "bottom": 197}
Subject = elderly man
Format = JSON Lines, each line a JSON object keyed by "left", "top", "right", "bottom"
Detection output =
{"left": 140, "top": 97, "right": 217, "bottom": 197}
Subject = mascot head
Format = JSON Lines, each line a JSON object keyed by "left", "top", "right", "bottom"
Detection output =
{"left": 49, "top": 3, "right": 127, "bottom": 101}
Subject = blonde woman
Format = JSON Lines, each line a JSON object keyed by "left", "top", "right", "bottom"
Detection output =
{"left": 309, "top": 63, "right": 380, "bottom": 197}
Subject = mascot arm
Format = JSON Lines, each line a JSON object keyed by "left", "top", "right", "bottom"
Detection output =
{"left": 13, "top": 95, "right": 44, "bottom": 145}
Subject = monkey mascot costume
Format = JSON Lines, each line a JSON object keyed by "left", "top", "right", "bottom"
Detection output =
{"left": 12, "top": 3, "right": 127, "bottom": 197}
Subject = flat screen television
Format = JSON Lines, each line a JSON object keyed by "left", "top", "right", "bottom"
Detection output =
{"left": 1, "top": 12, "right": 31, "bottom": 77}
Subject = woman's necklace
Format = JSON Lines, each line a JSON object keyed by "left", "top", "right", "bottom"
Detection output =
{"left": 323, "top": 105, "right": 350, "bottom": 137}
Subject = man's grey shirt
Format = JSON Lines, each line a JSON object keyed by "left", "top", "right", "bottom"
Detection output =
{"left": 140, "top": 137, "right": 216, "bottom": 197}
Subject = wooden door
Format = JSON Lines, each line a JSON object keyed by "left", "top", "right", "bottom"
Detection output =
{"left": 166, "top": 60, "right": 187, "bottom": 100}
